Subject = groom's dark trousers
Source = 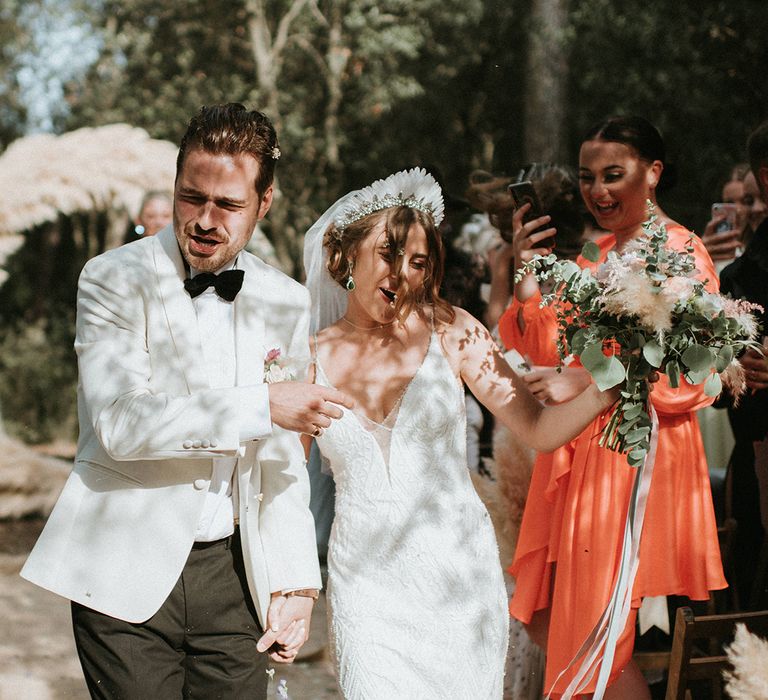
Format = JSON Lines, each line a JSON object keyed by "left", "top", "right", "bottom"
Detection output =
{"left": 71, "top": 531, "right": 268, "bottom": 699}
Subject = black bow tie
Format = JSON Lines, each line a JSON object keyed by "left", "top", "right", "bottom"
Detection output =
{"left": 184, "top": 270, "right": 245, "bottom": 301}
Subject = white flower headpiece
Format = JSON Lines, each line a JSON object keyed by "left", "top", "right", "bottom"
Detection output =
{"left": 334, "top": 167, "right": 445, "bottom": 230}
{"left": 303, "top": 167, "right": 445, "bottom": 333}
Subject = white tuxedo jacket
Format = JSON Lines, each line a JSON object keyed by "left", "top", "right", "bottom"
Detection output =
{"left": 21, "top": 226, "right": 321, "bottom": 625}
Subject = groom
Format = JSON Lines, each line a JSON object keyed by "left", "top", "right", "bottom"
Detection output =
{"left": 21, "top": 103, "right": 351, "bottom": 698}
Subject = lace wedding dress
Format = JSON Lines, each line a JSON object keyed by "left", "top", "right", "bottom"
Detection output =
{"left": 315, "top": 332, "right": 509, "bottom": 699}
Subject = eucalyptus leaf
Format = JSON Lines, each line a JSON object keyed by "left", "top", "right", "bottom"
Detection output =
{"left": 704, "top": 372, "right": 723, "bottom": 397}
{"left": 622, "top": 404, "right": 643, "bottom": 420}
{"left": 642, "top": 340, "right": 664, "bottom": 368}
{"left": 618, "top": 419, "right": 636, "bottom": 435}
{"left": 581, "top": 343, "right": 626, "bottom": 390}
{"left": 630, "top": 333, "right": 646, "bottom": 350}
{"left": 665, "top": 360, "right": 680, "bottom": 388}
{"left": 687, "top": 367, "right": 712, "bottom": 384}
{"left": 681, "top": 344, "right": 714, "bottom": 372}
{"left": 570, "top": 328, "right": 588, "bottom": 355}
{"left": 559, "top": 260, "right": 581, "bottom": 282}
{"left": 717, "top": 344, "right": 734, "bottom": 367}
{"left": 581, "top": 241, "right": 600, "bottom": 263}
{"left": 626, "top": 427, "right": 650, "bottom": 444}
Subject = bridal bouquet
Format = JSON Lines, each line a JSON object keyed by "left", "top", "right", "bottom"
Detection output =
{"left": 516, "top": 205, "right": 763, "bottom": 467}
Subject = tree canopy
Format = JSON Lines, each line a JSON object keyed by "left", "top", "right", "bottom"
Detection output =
{"left": 0, "top": 0, "right": 765, "bottom": 442}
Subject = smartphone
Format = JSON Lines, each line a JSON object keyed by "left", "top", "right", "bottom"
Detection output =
{"left": 508, "top": 181, "right": 554, "bottom": 249}
{"left": 503, "top": 348, "right": 532, "bottom": 375}
{"left": 711, "top": 202, "right": 738, "bottom": 234}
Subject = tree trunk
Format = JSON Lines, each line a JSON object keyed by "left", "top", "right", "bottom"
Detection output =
{"left": 245, "top": 0, "right": 315, "bottom": 275}
{"left": 324, "top": 5, "right": 347, "bottom": 173}
{"left": 523, "top": 0, "right": 569, "bottom": 164}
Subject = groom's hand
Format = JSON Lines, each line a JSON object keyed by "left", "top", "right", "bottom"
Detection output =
{"left": 268, "top": 382, "right": 354, "bottom": 435}
{"left": 257, "top": 593, "right": 314, "bottom": 663}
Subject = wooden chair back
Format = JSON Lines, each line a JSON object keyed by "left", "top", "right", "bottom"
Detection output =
{"left": 665, "top": 606, "right": 768, "bottom": 700}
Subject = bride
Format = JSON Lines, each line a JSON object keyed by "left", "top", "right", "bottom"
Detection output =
{"left": 302, "top": 168, "right": 618, "bottom": 699}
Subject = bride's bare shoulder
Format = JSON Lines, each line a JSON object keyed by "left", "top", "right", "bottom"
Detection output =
{"left": 436, "top": 306, "right": 494, "bottom": 352}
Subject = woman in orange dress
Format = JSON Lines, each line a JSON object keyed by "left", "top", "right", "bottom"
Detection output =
{"left": 501, "top": 116, "right": 727, "bottom": 699}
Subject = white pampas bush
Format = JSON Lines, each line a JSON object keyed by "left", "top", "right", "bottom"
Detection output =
{"left": 724, "top": 623, "right": 768, "bottom": 699}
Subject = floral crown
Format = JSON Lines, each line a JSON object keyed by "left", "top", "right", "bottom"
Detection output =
{"left": 333, "top": 167, "right": 445, "bottom": 231}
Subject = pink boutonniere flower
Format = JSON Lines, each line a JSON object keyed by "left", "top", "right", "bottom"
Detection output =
{"left": 264, "top": 347, "right": 296, "bottom": 383}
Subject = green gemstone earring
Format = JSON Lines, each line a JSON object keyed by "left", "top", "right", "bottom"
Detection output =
{"left": 345, "top": 260, "right": 355, "bottom": 291}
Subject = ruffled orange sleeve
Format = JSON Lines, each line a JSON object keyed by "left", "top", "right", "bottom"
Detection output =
{"left": 498, "top": 291, "right": 561, "bottom": 366}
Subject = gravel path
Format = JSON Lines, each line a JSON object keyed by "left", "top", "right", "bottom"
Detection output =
{"left": 0, "top": 521, "right": 339, "bottom": 700}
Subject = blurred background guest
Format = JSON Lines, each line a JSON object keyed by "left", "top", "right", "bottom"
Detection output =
{"left": 717, "top": 120, "right": 768, "bottom": 610}
{"left": 123, "top": 190, "right": 172, "bottom": 243}
{"left": 701, "top": 163, "right": 750, "bottom": 270}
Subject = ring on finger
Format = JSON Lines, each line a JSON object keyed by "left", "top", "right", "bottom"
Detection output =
{"left": 312, "top": 426, "right": 324, "bottom": 438}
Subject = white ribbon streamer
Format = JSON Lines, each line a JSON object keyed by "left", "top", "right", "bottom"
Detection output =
{"left": 546, "top": 403, "right": 660, "bottom": 700}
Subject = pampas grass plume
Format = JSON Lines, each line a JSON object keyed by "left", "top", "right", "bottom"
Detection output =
{"left": 723, "top": 623, "right": 768, "bottom": 699}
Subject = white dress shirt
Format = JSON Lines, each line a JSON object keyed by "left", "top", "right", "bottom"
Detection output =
{"left": 189, "top": 258, "right": 271, "bottom": 541}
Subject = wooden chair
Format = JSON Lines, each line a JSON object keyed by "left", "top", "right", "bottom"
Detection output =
{"left": 633, "top": 518, "right": 741, "bottom": 677}
{"left": 665, "top": 606, "right": 768, "bottom": 700}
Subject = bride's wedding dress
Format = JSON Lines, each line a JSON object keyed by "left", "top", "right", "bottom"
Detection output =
{"left": 315, "top": 332, "right": 508, "bottom": 699}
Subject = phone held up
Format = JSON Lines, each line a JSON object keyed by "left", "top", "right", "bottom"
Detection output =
{"left": 711, "top": 202, "right": 738, "bottom": 234}
{"left": 508, "top": 181, "right": 555, "bottom": 249}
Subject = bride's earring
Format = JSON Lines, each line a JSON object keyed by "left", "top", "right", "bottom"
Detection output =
{"left": 345, "top": 260, "right": 355, "bottom": 291}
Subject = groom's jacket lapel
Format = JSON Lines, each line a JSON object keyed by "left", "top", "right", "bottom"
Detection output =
{"left": 234, "top": 256, "right": 265, "bottom": 387}
{"left": 153, "top": 226, "right": 209, "bottom": 394}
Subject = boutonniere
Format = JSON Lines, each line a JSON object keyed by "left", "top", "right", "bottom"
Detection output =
{"left": 264, "top": 347, "right": 297, "bottom": 383}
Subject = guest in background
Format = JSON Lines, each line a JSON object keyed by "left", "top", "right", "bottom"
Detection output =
{"left": 742, "top": 168, "right": 768, "bottom": 246}
{"left": 701, "top": 163, "right": 750, "bottom": 270}
{"left": 718, "top": 120, "right": 768, "bottom": 610}
{"left": 123, "top": 190, "right": 173, "bottom": 243}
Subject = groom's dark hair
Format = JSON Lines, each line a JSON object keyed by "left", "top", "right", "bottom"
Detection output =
{"left": 176, "top": 103, "right": 279, "bottom": 199}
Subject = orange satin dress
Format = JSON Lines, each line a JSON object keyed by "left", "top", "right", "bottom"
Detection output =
{"left": 500, "top": 226, "right": 727, "bottom": 697}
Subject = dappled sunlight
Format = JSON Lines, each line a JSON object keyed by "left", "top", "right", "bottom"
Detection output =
{"left": 318, "top": 331, "right": 508, "bottom": 691}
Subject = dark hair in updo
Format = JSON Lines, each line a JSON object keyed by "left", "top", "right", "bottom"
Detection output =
{"left": 176, "top": 103, "right": 279, "bottom": 199}
{"left": 583, "top": 115, "right": 677, "bottom": 192}
{"left": 324, "top": 206, "right": 455, "bottom": 324}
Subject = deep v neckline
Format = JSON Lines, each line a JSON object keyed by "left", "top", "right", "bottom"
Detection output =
{"left": 315, "top": 331, "right": 435, "bottom": 430}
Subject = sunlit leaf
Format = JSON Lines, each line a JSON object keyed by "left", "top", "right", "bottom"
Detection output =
{"left": 681, "top": 344, "right": 713, "bottom": 372}
{"left": 704, "top": 372, "right": 722, "bottom": 397}
{"left": 581, "top": 343, "right": 626, "bottom": 390}
{"left": 581, "top": 241, "right": 600, "bottom": 263}
{"left": 642, "top": 339, "right": 664, "bottom": 368}
{"left": 665, "top": 360, "right": 680, "bottom": 388}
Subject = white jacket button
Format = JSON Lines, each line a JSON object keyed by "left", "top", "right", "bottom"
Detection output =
{"left": 257, "top": 493, "right": 264, "bottom": 502}
{"left": 193, "top": 479, "right": 207, "bottom": 490}
{"left": 183, "top": 440, "right": 193, "bottom": 449}
{"left": 210, "top": 439, "right": 218, "bottom": 448}
{"left": 192, "top": 440, "right": 202, "bottom": 448}
{"left": 201, "top": 439, "right": 210, "bottom": 448}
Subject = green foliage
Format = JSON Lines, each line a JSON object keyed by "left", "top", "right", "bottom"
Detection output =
{"left": 567, "top": 0, "right": 768, "bottom": 227}
{"left": 0, "top": 316, "right": 78, "bottom": 444}
{"left": 1, "top": 0, "right": 766, "bottom": 444}
{"left": 0, "top": 217, "right": 94, "bottom": 443}
{"left": 517, "top": 208, "right": 762, "bottom": 467}
{"left": 0, "top": 0, "right": 29, "bottom": 149}
{"left": 66, "top": 0, "right": 256, "bottom": 144}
